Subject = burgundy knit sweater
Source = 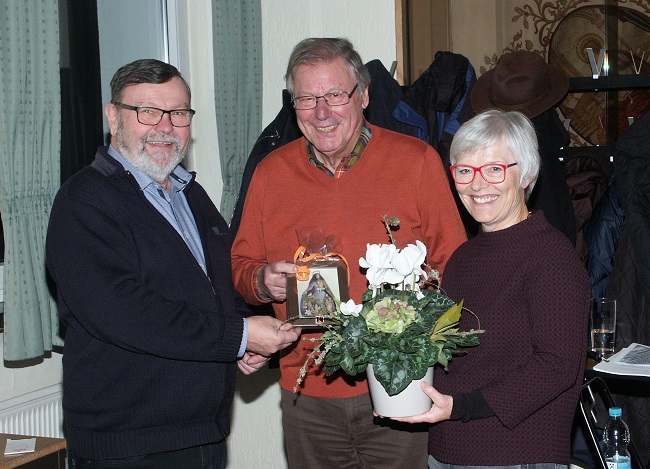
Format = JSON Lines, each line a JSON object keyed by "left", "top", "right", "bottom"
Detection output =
{"left": 430, "top": 211, "right": 590, "bottom": 465}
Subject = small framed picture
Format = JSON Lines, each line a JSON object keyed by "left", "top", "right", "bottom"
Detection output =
{"left": 286, "top": 258, "right": 349, "bottom": 327}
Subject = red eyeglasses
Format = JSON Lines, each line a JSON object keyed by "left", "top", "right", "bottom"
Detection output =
{"left": 450, "top": 163, "right": 518, "bottom": 184}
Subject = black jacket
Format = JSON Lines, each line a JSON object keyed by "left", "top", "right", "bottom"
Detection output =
{"left": 583, "top": 175, "right": 624, "bottom": 298}
{"left": 529, "top": 109, "right": 577, "bottom": 245}
{"left": 401, "top": 51, "right": 478, "bottom": 236}
{"left": 46, "top": 147, "right": 246, "bottom": 459}
{"left": 605, "top": 111, "right": 650, "bottom": 461}
{"left": 230, "top": 90, "right": 301, "bottom": 234}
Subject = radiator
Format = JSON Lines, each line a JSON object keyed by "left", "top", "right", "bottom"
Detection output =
{"left": 0, "top": 384, "right": 64, "bottom": 438}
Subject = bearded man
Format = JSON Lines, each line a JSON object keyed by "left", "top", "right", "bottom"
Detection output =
{"left": 45, "top": 59, "right": 300, "bottom": 469}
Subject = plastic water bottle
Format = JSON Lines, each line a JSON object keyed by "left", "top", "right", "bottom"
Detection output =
{"left": 604, "top": 407, "right": 631, "bottom": 469}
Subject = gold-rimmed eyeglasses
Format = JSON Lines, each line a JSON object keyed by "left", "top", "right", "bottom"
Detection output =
{"left": 291, "top": 84, "right": 358, "bottom": 110}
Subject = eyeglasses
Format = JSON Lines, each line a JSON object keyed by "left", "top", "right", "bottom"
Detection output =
{"left": 450, "top": 162, "right": 518, "bottom": 184}
{"left": 291, "top": 84, "right": 359, "bottom": 110}
{"left": 113, "top": 102, "right": 196, "bottom": 127}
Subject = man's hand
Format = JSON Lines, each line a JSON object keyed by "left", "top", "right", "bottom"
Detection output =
{"left": 246, "top": 315, "right": 301, "bottom": 356}
{"left": 237, "top": 351, "right": 271, "bottom": 375}
{"left": 259, "top": 261, "right": 297, "bottom": 301}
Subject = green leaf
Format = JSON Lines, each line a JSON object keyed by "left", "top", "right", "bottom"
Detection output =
{"left": 432, "top": 300, "right": 463, "bottom": 334}
{"left": 433, "top": 342, "right": 449, "bottom": 370}
{"left": 361, "top": 289, "right": 374, "bottom": 302}
{"left": 371, "top": 349, "right": 431, "bottom": 395}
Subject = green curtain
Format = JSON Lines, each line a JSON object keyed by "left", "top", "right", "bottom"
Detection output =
{"left": 0, "top": 0, "right": 62, "bottom": 361}
{"left": 212, "top": 0, "right": 262, "bottom": 223}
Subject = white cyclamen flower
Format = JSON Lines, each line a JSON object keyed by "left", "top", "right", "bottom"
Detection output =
{"left": 391, "top": 240, "right": 427, "bottom": 281}
{"left": 339, "top": 299, "right": 362, "bottom": 317}
{"left": 359, "top": 243, "right": 395, "bottom": 270}
{"left": 359, "top": 243, "right": 402, "bottom": 287}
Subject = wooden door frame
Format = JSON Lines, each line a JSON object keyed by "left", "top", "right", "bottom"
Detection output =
{"left": 395, "top": 0, "right": 451, "bottom": 85}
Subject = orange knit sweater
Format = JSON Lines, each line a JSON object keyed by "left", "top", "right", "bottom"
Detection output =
{"left": 232, "top": 124, "right": 467, "bottom": 398}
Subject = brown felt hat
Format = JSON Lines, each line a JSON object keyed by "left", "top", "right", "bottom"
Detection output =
{"left": 470, "top": 50, "right": 569, "bottom": 119}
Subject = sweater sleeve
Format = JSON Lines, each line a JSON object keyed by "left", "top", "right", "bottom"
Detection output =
{"left": 450, "top": 389, "right": 495, "bottom": 422}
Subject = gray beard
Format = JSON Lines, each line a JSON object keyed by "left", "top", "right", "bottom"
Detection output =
{"left": 115, "top": 119, "right": 185, "bottom": 183}
{"left": 128, "top": 144, "right": 184, "bottom": 183}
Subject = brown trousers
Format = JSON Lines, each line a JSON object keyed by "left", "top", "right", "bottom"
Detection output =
{"left": 281, "top": 389, "right": 428, "bottom": 469}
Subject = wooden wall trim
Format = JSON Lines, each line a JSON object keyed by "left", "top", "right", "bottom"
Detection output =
{"left": 394, "top": 0, "right": 407, "bottom": 85}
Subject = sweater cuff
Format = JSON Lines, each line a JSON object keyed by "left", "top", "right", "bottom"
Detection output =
{"left": 237, "top": 318, "right": 248, "bottom": 358}
{"left": 252, "top": 265, "right": 274, "bottom": 303}
{"left": 450, "top": 389, "right": 495, "bottom": 422}
{"left": 214, "top": 310, "right": 246, "bottom": 362}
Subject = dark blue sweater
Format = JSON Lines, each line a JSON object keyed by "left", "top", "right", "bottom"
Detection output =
{"left": 46, "top": 147, "right": 246, "bottom": 459}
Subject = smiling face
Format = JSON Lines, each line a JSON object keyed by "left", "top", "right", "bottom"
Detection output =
{"left": 293, "top": 57, "right": 369, "bottom": 170}
{"left": 105, "top": 77, "right": 191, "bottom": 184}
{"left": 455, "top": 139, "right": 531, "bottom": 232}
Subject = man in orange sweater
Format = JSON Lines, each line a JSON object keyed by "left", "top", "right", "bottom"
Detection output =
{"left": 231, "top": 37, "right": 467, "bottom": 469}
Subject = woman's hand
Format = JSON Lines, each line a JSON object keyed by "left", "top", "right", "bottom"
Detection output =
{"left": 382, "top": 382, "right": 454, "bottom": 424}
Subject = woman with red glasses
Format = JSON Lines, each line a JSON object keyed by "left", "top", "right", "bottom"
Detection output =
{"left": 391, "top": 109, "right": 590, "bottom": 469}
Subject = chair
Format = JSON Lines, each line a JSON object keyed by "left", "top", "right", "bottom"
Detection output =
{"left": 577, "top": 377, "right": 647, "bottom": 469}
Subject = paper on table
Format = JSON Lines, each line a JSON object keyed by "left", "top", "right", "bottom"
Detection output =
{"left": 4, "top": 437, "right": 36, "bottom": 455}
{"left": 593, "top": 343, "right": 650, "bottom": 377}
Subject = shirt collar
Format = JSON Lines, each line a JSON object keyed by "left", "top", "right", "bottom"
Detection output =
{"left": 307, "top": 120, "right": 372, "bottom": 176}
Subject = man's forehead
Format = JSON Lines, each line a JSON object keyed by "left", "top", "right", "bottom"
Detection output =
{"left": 293, "top": 61, "right": 355, "bottom": 91}
{"left": 121, "top": 78, "right": 190, "bottom": 104}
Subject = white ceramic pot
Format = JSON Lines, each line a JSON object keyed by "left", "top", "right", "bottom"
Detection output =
{"left": 366, "top": 364, "right": 433, "bottom": 418}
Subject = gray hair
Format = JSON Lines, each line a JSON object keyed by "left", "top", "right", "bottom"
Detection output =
{"left": 284, "top": 38, "right": 370, "bottom": 95}
{"left": 450, "top": 109, "right": 540, "bottom": 200}
{"left": 110, "top": 59, "right": 191, "bottom": 104}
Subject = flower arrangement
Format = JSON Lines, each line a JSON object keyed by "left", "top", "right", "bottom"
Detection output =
{"left": 295, "top": 216, "right": 483, "bottom": 396}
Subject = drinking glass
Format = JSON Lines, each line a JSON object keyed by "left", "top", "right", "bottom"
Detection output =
{"left": 590, "top": 297, "right": 617, "bottom": 359}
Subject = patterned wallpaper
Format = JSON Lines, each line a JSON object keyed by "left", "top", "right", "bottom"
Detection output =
{"left": 458, "top": 0, "right": 650, "bottom": 146}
